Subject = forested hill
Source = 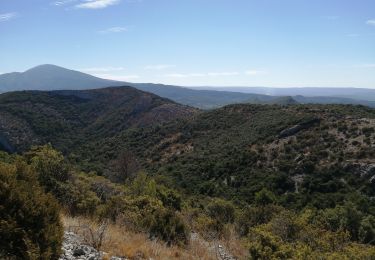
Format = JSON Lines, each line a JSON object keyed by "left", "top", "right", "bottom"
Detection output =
{"left": 0, "top": 86, "right": 196, "bottom": 153}
{"left": 1, "top": 95, "right": 374, "bottom": 209}
{"left": 2, "top": 90, "right": 373, "bottom": 210}
{"left": 1, "top": 97, "right": 375, "bottom": 258}
{"left": 74, "top": 104, "right": 375, "bottom": 206}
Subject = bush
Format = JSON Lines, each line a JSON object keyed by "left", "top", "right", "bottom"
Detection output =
{"left": 316, "top": 203, "right": 363, "bottom": 241}
{"left": 157, "top": 186, "right": 182, "bottom": 211}
{"left": 255, "top": 188, "right": 277, "bottom": 206}
{"left": 104, "top": 194, "right": 189, "bottom": 245}
{"left": 0, "top": 161, "right": 63, "bottom": 259}
{"left": 148, "top": 209, "right": 189, "bottom": 246}
{"left": 207, "top": 198, "right": 236, "bottom": 224}
{"left": 359, "top": 215, "right": 375, "bottom": 244}
{"left": 26, "top": 144, "right": 70, "bottom": 194}
{"left": 236, "top": 205, "right": 283, "bottom": 236}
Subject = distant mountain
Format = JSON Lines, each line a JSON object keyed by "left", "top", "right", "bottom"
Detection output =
{"left": 0, "top": 65, "right": 277, "bottom": 109}
{"left": 0, "top": 64, "right": 123, "bottom": 91}
{"left": 0, "top": 86, "right": 196, "bottom": 153}
{"left": 264, "top": 96, "right": 299, "bottom": 105}
{"left": 194, "top": 86, "right": 375, "bottom": 102}
{"left": 294, "top": 95, "right": 375, "bottom": 107}
{"left": 130, "top": 83, "right": 276, "bottom": 109}
{"left": 1, "top": 65, "right": 375, "bottom": 109}
{"left": 132, "top": 83, "right": 375, "bottom": 108}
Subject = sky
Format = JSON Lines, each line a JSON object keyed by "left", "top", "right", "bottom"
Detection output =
{"left": 1, "top": 0, "right": 375, "bottom": 88}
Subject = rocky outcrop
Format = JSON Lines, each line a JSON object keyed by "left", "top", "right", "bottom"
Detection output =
{"left": 59, "top": 232, "right": 128, "bottom": 260}
{"left": 59, "top": 232, "right": 102, "bottom": 260}
{"left": 279, "top": 118, "right": 320, "bottom": 138}
{"left": 345, "top": 163, "right": 375, "bottom": 183}
{"left": 216, "top": 244, "right": 236, "bottom": 260}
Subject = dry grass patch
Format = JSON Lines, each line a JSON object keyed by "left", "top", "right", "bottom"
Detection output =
{"left": 62, "top": 214, "right": 247, "bottom": 259}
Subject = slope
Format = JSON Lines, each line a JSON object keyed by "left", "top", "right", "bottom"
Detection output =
{"left": 75, "top": 104, "right": 375, "bottom": 209}
{"left": 0, "top": 86, "right": 196, "bottom": 153}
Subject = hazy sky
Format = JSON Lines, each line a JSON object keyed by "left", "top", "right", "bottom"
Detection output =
{"left": 1, "top": 0, "right": 375, "bottom": 87}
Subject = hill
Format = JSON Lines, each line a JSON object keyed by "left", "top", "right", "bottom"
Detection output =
{"left": 1, "top": 86, "right": 374, "bottom": 208}
{"left": 74, "top": 104, "right": 375, "bottom": 205}
{"left": 196, "top": 86, "right": 375, "bottom": 102}
{"left": 0, "top": 86, "right": 196, "bottom": 153}
{"left": 263, "top": 96, "right": 299, "bottom": 105}
{"left": 4, "top": 93, "right": 375, "bottom": 207}
{"left": 1, "top": 91, "right": 373, "bottom": 209}
{"left": 1, "top": 98, "right": 375, "bottom": 258}
{"left": 130, "top": 82, "right": 276, "bottom": 109}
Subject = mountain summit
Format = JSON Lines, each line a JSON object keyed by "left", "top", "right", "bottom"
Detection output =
{"left": 0, "top": 64, "right": 122, "bottom": 92}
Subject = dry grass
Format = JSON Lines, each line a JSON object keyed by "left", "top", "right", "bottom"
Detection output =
{"left": 62, "top": 214, "right": 247, "bottom": 259}
{"left": 218, "top": 228, "right": 248, "bottom": 260}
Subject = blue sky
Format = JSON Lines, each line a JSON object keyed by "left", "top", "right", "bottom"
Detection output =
{"left": 1, "top": 0, "right": 375, "bottom": 88}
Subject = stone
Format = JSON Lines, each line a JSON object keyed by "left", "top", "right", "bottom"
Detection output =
{"left": 279, "top": 118, "right": 320, "bottom": 138}
{"left": 73, "top": 248, "right": 86, "bottom": 257}
{"left": 59, "top": 231, "right": 128, "bottom": 260}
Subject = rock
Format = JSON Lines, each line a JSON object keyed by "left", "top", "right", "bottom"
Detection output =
{"left": 60, "top": 231, "right": 129, "bottom": 260}
{"left": 279, "top": 118, "right": 320, "bottom": 138}
{"left": 345, "top": 163, "right": 375, "bottom": 183}
{"left": 217, "top": 244, "right": 236, "bottom": 260}
{"left": 73, "top": 248, "right": 86, "bottom": 256}
{"left": 59, "top": 232, "right": 102, "bottom": 260}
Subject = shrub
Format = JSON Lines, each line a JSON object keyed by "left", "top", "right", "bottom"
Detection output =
{"left": 106, "top": 151, "right": 140, "bottom": 183}
{"left": 236, "top": 205, "right": 284, "bottom": 236}
{"left": 0, "top": 161, "right": 63, "bottom": 259}
{"left": 148, "top": 209, "right": 189, "bottom": 246}
{"left": 248, "top": 227, "right": 293, "bottom": 259}
{"left": 207, "top": 198, "right": 236, "bottom": 224}
{"left": 99, "top": 193, "right": 189, "bottom": 246}
{"left": 157, "top": 186, "right": 182, "bottom": 211}
{"left": 358, "top": 215, "right": 375, "bottom": 244}
{"left": 255, "top": 188, "right": 277, "bottom": 206}
{"left": 316, "top": 203, "right": 363, "bottom": 241}
{"left": 26, "top": 144, "right": 70, "bottom": 194}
